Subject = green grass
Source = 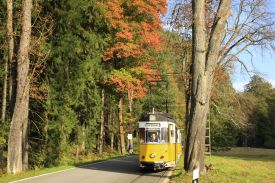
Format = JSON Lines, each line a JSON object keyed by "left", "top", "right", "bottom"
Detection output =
{"left": 0, "top": 152, "right": 130, "bottom": 183}
{"left": 0, "top": 165, "right": 75, "bottom": 183}
{"left": 171, "top": 149, "right": 275, "bottom": 183}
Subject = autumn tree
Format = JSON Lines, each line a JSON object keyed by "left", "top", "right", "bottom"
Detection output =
{"left": 101, "top": 0, "right": 167, "bottom": 155}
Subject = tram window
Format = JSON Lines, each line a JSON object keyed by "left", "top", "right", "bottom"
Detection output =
{"left": 139, "top": 128, "right": 145, "bottom": 144}
{"left": 168, "top": 124, "right": 174, "bottom": 143}
{"left": 161, "top": 128, "right": 168, "bottom": 143}
{"left": 146, "top": 130, "right": 160, "bottom": 143}
{"left": 171, "top": 130, "right": 174, "bottom": 137}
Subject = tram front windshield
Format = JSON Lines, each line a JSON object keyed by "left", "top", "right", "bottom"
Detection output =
{"left": 146, "top": 129, "right": 160, "bottom": 143}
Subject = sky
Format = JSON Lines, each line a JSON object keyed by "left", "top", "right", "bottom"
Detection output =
{"left": 232, "top": 49, "right": 275, "bottom": 91}
{"left": 164, "top": 0, "right": 275, "bottom": 92}
{"left": 231, "top": 0, "right": 275, "bottom": 91}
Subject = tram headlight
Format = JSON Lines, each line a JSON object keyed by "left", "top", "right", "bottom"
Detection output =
{"left": 149, "top": 153, "right": 156, "bottom": 159}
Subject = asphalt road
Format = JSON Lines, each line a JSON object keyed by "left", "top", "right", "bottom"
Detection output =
{"left": 12, "top": 156, "right": 170, "bottom": 183}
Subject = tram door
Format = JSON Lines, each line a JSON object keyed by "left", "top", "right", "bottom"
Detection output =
{"left": 168, "top": 124, "right": 174, "bottom": 143}
{"left": 168, "top": 124, "right": 175, "bottom": 162}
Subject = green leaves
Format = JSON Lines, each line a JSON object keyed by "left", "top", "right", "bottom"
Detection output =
{"left": 245, "top": 75, "right": 273, "bottom": 98}
{"left": 40, "top": 0, "right": 107, "bottom": 165}
{"left": 211, "top": 74, "right": 275, "bottom": 148}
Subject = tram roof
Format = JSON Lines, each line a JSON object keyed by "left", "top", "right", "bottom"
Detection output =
{"left": 139, "top": 112, "right": 175, "bottom": 123}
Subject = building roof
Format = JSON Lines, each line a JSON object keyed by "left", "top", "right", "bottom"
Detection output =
{"left": 139, "top": 112, "right": 175, "bottom": 123}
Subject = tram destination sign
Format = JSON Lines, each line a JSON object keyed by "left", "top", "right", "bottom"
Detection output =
{"left": 146, "top": 123, "right": 160, "bottom": 128}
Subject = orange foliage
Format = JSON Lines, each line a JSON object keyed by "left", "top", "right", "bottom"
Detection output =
{"left": 131, "top": 63, "right": 162, "bottom": 85}
{"left": 101, "top": 0, "right": 167, "bottom": 98}
{"left": 108, "top": 62, "right": 162, "bottom": 99}
{"left": 101, "top": 0, "right": 167, "bottom": 61}
{"left": 108, "top": 69, "right": 148, "bottom": 99}
{"left": 214, "top": 67, "right": 229, "bottom": 83}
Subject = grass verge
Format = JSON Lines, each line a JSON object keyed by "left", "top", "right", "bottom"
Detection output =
{"left": 0, "top": 152, "right": 131, "bottom": 183}
{"left": 171, "top": 149, "right": 275, "bottom": 183}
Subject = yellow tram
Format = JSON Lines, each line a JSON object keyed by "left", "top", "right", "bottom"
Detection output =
{"left": 138, "top": 111, "right": 182, "bottom": 170}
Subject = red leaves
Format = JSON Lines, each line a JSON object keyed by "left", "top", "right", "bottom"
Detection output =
{"left": 131, "top": 63, "right": 162, "bottom": 85}
{"left": 214, "top": 67, "right": 229, "bottom": 83}
{"left": 115, "top": 32, "right": 133, "bottom": 40}
{"left": 108, "top": 63, "right": 162, "bottom": 99}
{"left": 102, "top": 43, "right": 143, "bottom": 61}
{"left": 101, "top": 0, "right": 167, "bottom": 61}
{"left": 102, "top": 0, "right": 167, "bottom": 98}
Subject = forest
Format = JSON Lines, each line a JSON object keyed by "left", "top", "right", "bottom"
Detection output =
{"left": 0, "top": 0, "right": 274, "bottom": 175}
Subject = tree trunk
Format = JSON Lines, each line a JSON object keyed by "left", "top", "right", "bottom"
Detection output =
{"left": 9, "top": 61, "right": 17, "bottom": 113}
{"left": 1, "top": 54, "right": 8, "bottom": 122}
{"left": 22, "top": 119, "right": 29, "bottom": 170}
{"left": 127, "top": 90, "right": 133, "bottom": 151}
{"left": 0, "top": 48, "right": 4, "bottom": 169}
{"left": 0, "top": 148, "right": 3, "bottom": 170}
{"left": 6, "top": 0, "right": 14, "bottom": 81}
{"left": 76, "top": 145, "right": 79, "bottom": 160}
{"left": 99, "top": 88, "right": 105, "bottom": 156}
{"left": 43, "top": 112, "right": 48, "bottom": 161}
{"left": 7, "top": 0, "right": 16, "bottom": 114}
{"left": 184, "top": 0, "right": 231, "bottom": 172}
{"left": 127, "top": 90, "right": 133, "bottom": 113}
{"left": 184, "top": 0, "right": 207, "bottom": 171}
{"left": 80, "top": 124, "right": 85, "bottom": 153}
{"left": 109, "top": 106, "right": 114, "bottom": 153}
{"left": 7, "top": 0, "right": 32, "bottom": 174}
{"left": 110, "top": 132, "right": 114, "bottom": 153}
{"left": 119, "top": 97, "right": 126, "bottom": 155}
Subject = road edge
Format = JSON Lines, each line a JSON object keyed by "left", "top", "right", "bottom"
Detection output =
{"left": 161, "top": 168, "right": 174, "bottom": 183}
{"left": 8, "top": 155, "right": 133, "bottom": 183}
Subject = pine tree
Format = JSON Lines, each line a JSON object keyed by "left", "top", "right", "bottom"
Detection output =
{"left": 42, "top": 0, "right": 107, "bottom": 164}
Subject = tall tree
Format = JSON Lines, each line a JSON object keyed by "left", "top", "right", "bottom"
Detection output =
{"left": 2, "top": 0, "right": 14, "bottom": 123}
{"left": 42, "top": 0, "right": 107, "bottom": 165}
{"left": 267, "top": 89, "right": 275, "bottom": 148}
{"left": 98, "top": 88, "right": 105, "bottom": 156}
{"left": 118, "top": 96, "right": 126, "bottom": 155}
{"left": 173, "top": 0, "right": 274, "bottom": 172}
{"left": 244, "top": 75, "right": 273, "bottom": 147}
{"left": 7, "top": 0, "right": 32, "bottom": 174}
{"left": 1, "top": 49, "right": 8, "bottom": 123}
{"left": 0, "top": 0, "right": 6, "bottom": 170}
{"left": 101, "top": 0, "right": 167, "bottom": 154}
{"left": 8, "top": 0, "right": 17, "bottom": 113}
{"left": 184, "top": 0, "right": 231, "bottom": 172}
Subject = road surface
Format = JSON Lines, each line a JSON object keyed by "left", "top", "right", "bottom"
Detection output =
{"left": 12, "top": 156, "right": 171, "bottom": 183}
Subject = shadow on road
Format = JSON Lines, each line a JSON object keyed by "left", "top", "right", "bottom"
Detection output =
{"left": 78, "top": 155, "right": 168, "bottom": 178}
